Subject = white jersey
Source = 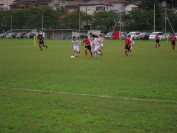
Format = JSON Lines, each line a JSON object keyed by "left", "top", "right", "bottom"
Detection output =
{"left": 88, "top": 36, "right": 94, "bottom": 46}
{"left": 72, "top": 40, "right": 81, "bottom": 46}
{"left": 130, "top": 39, "right": 134, "bottom": 46}
{"left": 94, "top": 38, "right": 101, "bottom": 47}
{"left": 99, "top": 37, "right": 104, "bottom": 43}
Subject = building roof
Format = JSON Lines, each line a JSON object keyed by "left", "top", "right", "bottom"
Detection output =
{"left": 101, "top": 0, "right": 129, "bottom": 4}
{"left": 66, "top": 1, "right": 83, "bottom": 7}
{"left": 14, "top": 0, "right": 51, "bottom": 2}
{"left": 79, "top": 0, "right": 112, "bottom": 6}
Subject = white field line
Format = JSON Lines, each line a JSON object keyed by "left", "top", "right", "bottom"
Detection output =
{"left": 1, "top": 86, "right": 177, "bottom": 104}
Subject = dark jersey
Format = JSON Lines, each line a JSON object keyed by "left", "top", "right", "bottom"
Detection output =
{"left": 83, "top": 40, "right": 90, "bottom": 46}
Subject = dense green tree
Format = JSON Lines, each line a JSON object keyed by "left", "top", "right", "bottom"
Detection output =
{"left": 0, "top": 10, "right": 11, "bottom": 32}
{"left": 60, "top": 11, "right": 92, "bottom": 29}
{"left": 91, "top": 11, "right": 117, "bottom": 33}
{"left": 123, "top": 9, "right": 153, "bottom": 31}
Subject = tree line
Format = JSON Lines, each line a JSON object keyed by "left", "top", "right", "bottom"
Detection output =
{"left": 0, "top": 2, "right": 177, "bottom": 33}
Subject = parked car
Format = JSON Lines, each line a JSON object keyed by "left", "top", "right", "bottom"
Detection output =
{"left": 0, "top": 33, "right": 6, "bottom": 38}
{"left": 79, "top": 33, "right": 87, "bottom": 38}
{"left": 6, "top": 32, "right": 18, "bottom": 38}
{"left": 29, "top": 33, "right": 36, "bottom": 38}
{"left": 161, "top": 33, "right": 171, "bottom": 39}
{"left": 120, "top": 32, "right": 127, "bottom": 39}
{"left": 16, "top": 32, "right": 27, "bottom": 38}
{"left": 149, "top": 32, "right": 163, "bottom": 40}
{"left": 138, "top": 32, "right": 151, "bottom": 40}
{"left": 127, "top": 31, "right": 141, "bottom": 40}
{"left": 175, "top": 33, "right": 177, "bottom": 38}
{"left": 105, "top": 32, "right": 113, "bottom": 38}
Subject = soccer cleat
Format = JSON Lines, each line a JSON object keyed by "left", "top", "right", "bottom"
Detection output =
{"left": 76, "top": 56, "right": 78, "bottom": 57}
{"left": 46, "top": 45, "right": 48, "bottom": 49}
{"left": 100, "top": 53, "right": 103, "bottom": 56}
{"left": 85, "top": 55, "right": 88, "bottom": 57}
{"left": 91, "top": 55, "right": 93, "bottom": 57}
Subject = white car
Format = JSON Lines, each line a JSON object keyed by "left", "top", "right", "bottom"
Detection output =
{"left": 161, "top": 33, "right": 170, "bottom": 39}
{"left": 105, "top": 32, "right": 113, "bottom": 38}
{"left": 149, "top": 32, "right": 163, "bottom": 40}
{"left": 175, "top": 33, "right": 177, "bottom": 38}
{"left": 127, "top": 31, "right": 141, "bottom": 40}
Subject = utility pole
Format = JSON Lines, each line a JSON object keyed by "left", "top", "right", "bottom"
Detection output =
{"left": 78, "top": 7, "right": 81, "bottom": 39}
{"left": 42, "top": 14, "right": 43, "bottom": 32}
{"left": 11, "top": 15, "right": 12, "bottom": 35}
{"left": 154, "top": 3, "right": 155, "bottom": 32}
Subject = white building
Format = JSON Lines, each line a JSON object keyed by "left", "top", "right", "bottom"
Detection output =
{"left": 0, "top": 0, "right": 14, "bottom": 10}
{"left": 49, "top": 0, "right": 70, "bottom": 10}
{"left": 78, "top": 0, "right": 112, "bottom": 15}
{"left": 125, "top": 3, "right": 138, "bottom": 12}
{"left": 101, "top": 0, "right": 130, "bottom": 13}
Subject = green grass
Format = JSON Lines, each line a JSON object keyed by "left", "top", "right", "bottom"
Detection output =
{"left": 0, "top": 38, "right": 177, "bottom": 132}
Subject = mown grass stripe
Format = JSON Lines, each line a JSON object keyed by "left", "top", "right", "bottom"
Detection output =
{"left": 1, "top": 86, "right": 177, "bottom": 104}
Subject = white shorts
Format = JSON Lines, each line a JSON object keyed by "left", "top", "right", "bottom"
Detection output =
{"left": 90, "top": 42, "right": 94, "bottom": 47}
{"left": 73, "top": 46, "right": 79, "bottom": 51}
{"left": 93, "top": 46, "right": 100, "bottom": 52}
{"left": 101, "top": 43, "right": 104, "bottom": 47}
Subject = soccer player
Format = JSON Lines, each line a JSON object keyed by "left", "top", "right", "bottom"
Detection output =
{"left": 72, "top": 36, "right": 81, "bottom": 57}
{"left": 124, "top": 35, "right": 131, "bottom": 57}
{"left": 88, "top": 33, "right": 94, "bottom": 52}
{"left": 128, "top": 35, "right": 134, "bottom": 56}
{"left": 93, "top": 35, "right": 102, "bottom": 59}
{"left": 82, "top": 36, "right": 93, "bottom": 57}
{"left": 37, "top": 31, "right": 48, "bottom": 51}
{"left": 155, "top": 34, "right": 160, "bottom": 48}
{"left": 170, "top": 33, "right": 176, "bottom": 50}
{"left": 99, "top": 34, "right": 105, "bottom": 49}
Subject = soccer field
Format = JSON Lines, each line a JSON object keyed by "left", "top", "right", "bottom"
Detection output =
{"left": 0, "top": 38, "right": 177, "bottom": 132}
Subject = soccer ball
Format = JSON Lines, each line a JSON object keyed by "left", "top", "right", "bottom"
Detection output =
{"left": 70, "top": 56, "right": 75, "bottom": 59}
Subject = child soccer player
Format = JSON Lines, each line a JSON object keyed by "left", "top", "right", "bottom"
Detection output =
{"left": 37, "top": 31, "right": 48, "bottom": 51}
{"left": 82, "top": 36, "right": 93, "bottom": 57}
{"left": 170, "top": 33, "right": 176, "bottom": 50}
{"left": 72, "top": 36, "right": 81, "bottom": 57}
{"left": 88, "top": 33, "right": 94, "bottom": 52}
{"left": 155, "top": 34, "right": 160, "bottom": 48}
{"left": 93, "top": 35, "right": 102, "bottom": 59}
{"left": 128, "top": 35, "right": 134, "bottom": 56}
{"left": 124, "top": 35, "right": 131, "bottom": 57}
{"left": 99, "top": 34, "right": 105, "bottom": 49}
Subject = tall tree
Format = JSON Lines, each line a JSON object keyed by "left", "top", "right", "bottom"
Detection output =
{"left": 91, "top": 11, "right": 117, "bottom": 33}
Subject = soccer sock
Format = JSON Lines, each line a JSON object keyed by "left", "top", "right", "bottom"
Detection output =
{"left": 173, "top": 46, "right": 175, "bottom": 50}
{"left": 90, "top": 51, "right": 93, "bottom": 56}
{"left": 125, "top": 50, "right": 128, "bottom": 56}
{"left": 85, "top": 50, "right": 87, "bottom": 55}
{"left": 39, "top": 46, "right": 42, "bottom": 50}
{"left": 94, "top": 53, "right": 96, "bottom": 57}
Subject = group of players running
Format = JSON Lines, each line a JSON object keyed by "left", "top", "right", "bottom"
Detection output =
{"left": 124, "top": 33, "right": 176, "bottom": 57}
{"left": 72, "top": 33, "right": 104, "bottom": 59}
{"left": 155, "top": 33, "right": 176, "bottom": 50}
{"left": 36, "top": 30, "right": 176, "bottom": 57}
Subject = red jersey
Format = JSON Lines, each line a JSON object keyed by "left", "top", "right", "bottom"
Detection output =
{"left": 83, "top": 40, "right": 90, "bottom": 46}
{"left": 155, "top": 35, "right": 159, "bottom": 40}
{"left": 125, "top": 39, "right": 131, "bottom": 45}
{"left": 170, "top": 36, "right": 176, "bottom": 42}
